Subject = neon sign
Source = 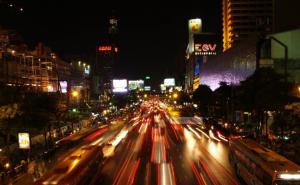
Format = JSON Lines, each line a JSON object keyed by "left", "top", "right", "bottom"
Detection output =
{"left": 98, "top": 46, "right": 112, "bottom": 51}
{"left": 195, "top": 44, "right": 217, "bottom": 56}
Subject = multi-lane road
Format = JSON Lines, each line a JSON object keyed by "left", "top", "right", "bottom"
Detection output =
{"left": 35, "top": 100, "right": 241, "bottom": 185}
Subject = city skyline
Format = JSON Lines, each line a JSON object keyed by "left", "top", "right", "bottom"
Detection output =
{"left": 1, "top": 1, "right": 300, "bottom": 185}
{"left": 0, "top": 1, "right": 221, "bottom": 86}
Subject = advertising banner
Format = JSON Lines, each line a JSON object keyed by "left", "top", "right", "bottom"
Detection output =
{"left": 18, "top": 133, "right": 30, "bottom": 149}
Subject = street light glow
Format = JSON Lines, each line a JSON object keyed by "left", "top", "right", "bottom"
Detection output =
{"left": 173, "top": 93, "right": 178, "bottom": 99}
{"left": 4, "top": 162, "right": 10, "bottom": 169}
{"left": 72, "top": 90, "right": 79, "bottom": 97}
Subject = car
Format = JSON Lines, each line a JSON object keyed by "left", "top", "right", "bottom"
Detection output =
{"left": 102, "top": 143, "right": 115, "bottom": 158}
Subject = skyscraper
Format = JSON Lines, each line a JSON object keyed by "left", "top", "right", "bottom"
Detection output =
{"left": 92, "top": 11, "right": 119, "bottom": 101}
{"left": 223, "top": 0, "right": 274, "bottom": 51}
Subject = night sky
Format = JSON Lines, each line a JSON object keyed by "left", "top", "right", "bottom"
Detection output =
{"left": 1, "top": 1, "right": 221, "bottom": 87}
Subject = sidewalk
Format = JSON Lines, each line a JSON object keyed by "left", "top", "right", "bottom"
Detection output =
{"left": 0, "top": 121, "right": 98, "bottom": 185}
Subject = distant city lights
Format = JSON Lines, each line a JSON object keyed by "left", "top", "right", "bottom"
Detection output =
{"left": 144, "top": 86, "right": 151, "bottom": 91}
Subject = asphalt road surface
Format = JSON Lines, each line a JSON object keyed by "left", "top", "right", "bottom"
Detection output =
{"left": 34, "top": 101, "right": 241, "bottom": 185}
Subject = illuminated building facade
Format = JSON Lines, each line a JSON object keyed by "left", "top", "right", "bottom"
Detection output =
{"left": 185, "top": 18, "right": 220, "bottom": 92}
{"left": 0, "top": 30, "right": 69, "bottom": 92}
{"left": 223, "top": 0, "right": 274, "bottom": 51}
{"left": 200, "top": 37, "right": 257, "bottom": 90}
{"left": 185, "top": 18, "right": 202, "bottom": 92}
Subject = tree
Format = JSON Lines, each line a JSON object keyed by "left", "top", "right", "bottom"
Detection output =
{"left": 0, "top": 85, "right": 23, "bottom": 164}
{"left": 177, "top": 92, "right": 191, "bottom": 104}
{"left": 237, "top": 68, "right": 286, "bottom": 112}
{"left": 192, "top": 85, "right": 213, "bottom": 116}
{"left": 214, "top": 82, "right": 234, "bottom": 120}
{"left": 236, "top": 68, "right": 289, "bottom": 138}
{"left": 21, "top": 92, "right": 60, "bottom": 148}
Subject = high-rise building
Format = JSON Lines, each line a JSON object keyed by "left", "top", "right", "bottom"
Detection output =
{"left": 92, "top": 11, "right": 119, "bottom": 101}
{"left": 223, "top": 0, "right": 274, "bottom": 51}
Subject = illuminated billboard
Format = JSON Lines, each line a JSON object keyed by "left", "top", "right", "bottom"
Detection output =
{"left": 18, "top": 133, "right": 30, "bottom": 149}
{"left": 112, "top": 79, "right": 128, "bottom": 93}
{"left": 189, "top": 18, "right": 202, "bottom": 34}
{"left": 164, "top": 78, "right": 175, "bottom": 87}
{"left": 128, "top": 80, "right": 144, "bottom": 90}
{"left": 59, "top": 81, "right": 67, "bottom": 93}
{"left": 193, "top": 76, "right": 200, "bottom": 91}
{"left": 144, "top": 86, "right": 151, "bottom": 91}
{"left": 84, "top": 68, "right": 90, "bottom": 75}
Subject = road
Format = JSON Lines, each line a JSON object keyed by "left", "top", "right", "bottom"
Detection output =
{"left": 89, "top": 102, "right": 241, "bottom": 185}
{"left": 32, "top": 101, "right": 241, "bottom": 185}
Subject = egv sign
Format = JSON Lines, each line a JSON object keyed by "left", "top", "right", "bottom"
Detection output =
{"left": 195, "top": 44, "right": 217, "bottom": 56}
